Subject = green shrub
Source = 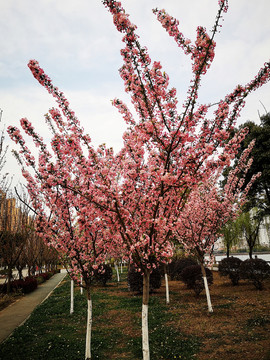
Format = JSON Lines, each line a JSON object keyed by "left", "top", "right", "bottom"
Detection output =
{"left": 92, "top": 264, "right": 113, "bottom": 286}
{"left": 36, "top": 276, "right": 45, "bottom": 285}
{"left": 181, "top": 265, "right": 213, "bottom": 296}
{"left": 219, "top": 256, "right": 242, "bottom": 285}
{"left": 168, "top": 257, "right": 197, "bottom": 280}
{"left": 16, "top": 277, "right": 38, "bottom": 294}
{"left": 127, "top": 266, "right": 162, "bottom": 293}
{"left": 0, "top": 277, "right": 38, "bottom": 294}
{"left": 240, "top": 258, "right": 270, "bottom": 290}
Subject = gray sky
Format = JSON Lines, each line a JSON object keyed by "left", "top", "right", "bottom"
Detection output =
{"left": 1, "top": 0, "right": 270, "bottom": 185}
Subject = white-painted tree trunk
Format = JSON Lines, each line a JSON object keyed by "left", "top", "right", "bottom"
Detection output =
{"left": 115, "top": 264, "right": 120, "bottom": 282}
{"left": 198, "top": 257, "right": 214, "bottom": 314}
{"left": 142, "top": 270, "right": 150, "bottom": 360}
{"left": 142, "top": 303, "right": 150, "bottom": 360}
{"left": 80, "top": 277, "right": 83, "bottom": 295}
{"left": 85, "top": 297, "right": 92, "bottom": 360}
{"left": 70, "top": 279, "right": 74, "bottom": 314}
{"left": 164, "top": 273, "right": 170, "bottom": 305}
{"left": 120, "top": 261, "right": 123, "bottom": 273}
{"left": 203, "top": 276, "right": 213, "bottom": 313}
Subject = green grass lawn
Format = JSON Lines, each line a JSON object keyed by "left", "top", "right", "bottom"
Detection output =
{"left": 0, "top": 270, "right": 200, "bottom": 360}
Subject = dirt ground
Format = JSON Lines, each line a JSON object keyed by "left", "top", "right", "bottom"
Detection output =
{"left": 97, "top": 270, "right": 270, "bottom": 360}
{"left": 158, "top": 272, "right": 270, "bottom": 360}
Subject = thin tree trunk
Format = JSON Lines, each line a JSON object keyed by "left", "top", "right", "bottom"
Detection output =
{"left": 142, "top": 269, "right": 150, "bottom": 360}
{"left": 85, "top": 287, "right": 92, "bottom": 360}
{"left": 80, "top": 277, "right": 83, "bottom": 295}
{"left": 7, "top": 266, "right": 12, "bottom": 295}
{"left": 70, "top": 279, "right": 74, "bottom": 314}
{"left": 115, "top": 263, "right": 120, "bottom": 282}
{"left": 226, "top": 244, "right": 230, "bottom": 258}
{"left": 200, "top": 263, "right": 213, "bottom": 313}
{"left": 164, "top": 264, "right": 170, "bottom": 304}
{"left": 249, "top": 244, "right": 253, "bottom": 259}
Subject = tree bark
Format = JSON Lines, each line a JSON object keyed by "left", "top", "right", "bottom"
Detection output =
{"left": 200, "top": 263, "right": 213, "bottom": 313}
{"left": 142, "top": 269, "right": 150, "bottom": 360}
{"left": 80, "top": 277, "right": 83, "bottom": 295}
{"left": 115, "top": 263, "right": 120, "bottom": 282}
{"left": 7, "top": 266, "right": 12, "bottom": 295}
{"left": 85, "top": 287, "right": 92, "bottom": 360}
{"left": 164, "top": 264, "right": 170, "bottom": 304}
{"left": 226, "top": 244, "right": 230, "bottom": 258}
{"left": 70, "top": 279, "right": 74, "bottom": 314}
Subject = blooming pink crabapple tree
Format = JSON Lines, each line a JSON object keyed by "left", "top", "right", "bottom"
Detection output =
{"left": 9, "top": 114, "right": 116, "bottom": 359}
{"left": 175, "top": 140, "right": 260, "bottom": 312}
{"left": 8, "top": 0, "right": 270, "bottom": 359}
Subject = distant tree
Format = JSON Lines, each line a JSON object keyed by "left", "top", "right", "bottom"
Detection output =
{"left": 238, "top": 209, "right": 262, "bottom": 259}
{"left": 0, "top": 196, "right": 29, "bottom": 293}
{"left": 0, "top": 109, "right": 9, "bottom": 185}
{"left": 231, "top": 114, "right": 270, "bottom": 215}
{"left": 220, "top": 219, "right": 241, "bottom": 257}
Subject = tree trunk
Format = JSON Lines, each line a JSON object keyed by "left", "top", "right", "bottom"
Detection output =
{"left": 70, "top": 279, "right": 74, "bottom": 314}
{"left": 200, "top": 263, "right": 213, "bottom": 313}
{"left": 249, "top": 244, "right": 253, "bottom": 259}
{"left": 226, "top": 243, "right": 230, "bottom": 258}
{"left": 85, "top": 287, "right": 92, "bottom": 360}
{"left": 7, "top": 266, "right": 12, "bottom": 295}
{"left": 80, "top": 277, "right": 83, "bottom": 295}
{"left": 115, "top": 263, "right": 120, "bottom": 282}
{"left": 164, "top": 264, "right": 170, "bottom": 304}
{"left": 142, "top": 269, "right": 150, "bottom": 360}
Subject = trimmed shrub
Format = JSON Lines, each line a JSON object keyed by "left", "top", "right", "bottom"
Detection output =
{"left": 36, "top": 276, "right": 45, "bottom": 285}
{"left": 168, "top": 257, "right": 197, "bottom": 281}
{"left": 239, "top": 258, "right": 270, "bottom": 290}
{"left": 35, "top": 272, "right": 53, "bottom": 284}
{"left": 219, "top": 257, "right": 242, "bottom": 285}
{"left": 0, "top": 277, "right": 38, "bottom": 294}
{"left": 14, "top": 277, "right": 38, "bottom": 294}
{"left": 92, "top": 264, "right": 113, "bottom": 286}
{"left": 127, "top": 266, "right": 162, "bottom": 293}
{"left": 181, "top": 265, "right": 213, "bottom": 296}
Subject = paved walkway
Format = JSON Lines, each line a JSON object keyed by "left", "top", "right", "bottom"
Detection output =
{"left": 0, "top": 272, "right": 67, "bottom": 344}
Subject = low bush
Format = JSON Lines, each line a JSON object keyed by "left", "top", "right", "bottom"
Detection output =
{"left": 35, "top": 272, "right": 54, "bottom": 284}
{"left": 15, "top": 277, "right": 38, "bottom": 294}
{"left": 92, "top": 264, "right": 113, "bottom": 286}
{"left": 168, "top": 257, "right": 197, "bottom": 281}
{"left": 0, "top": 277, "right": 38, "bottom": 294}
{"left": 128, "top": 266, "right": 162, "bottom": 293}
{"left": 181, "top": 265, "right": 213, "bottom": 296}
{"left": 36, "top": 276, "right": 45, "bottom": 285}
{"left": 240, "top": 258, "right": 270, "bottom": 290}
{"left": 219, "top": 256, "right": 242, "bottom": 285}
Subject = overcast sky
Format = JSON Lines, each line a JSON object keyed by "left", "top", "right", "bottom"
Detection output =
{"left": 1, "top": 0, "right": 270, "bottom": 186}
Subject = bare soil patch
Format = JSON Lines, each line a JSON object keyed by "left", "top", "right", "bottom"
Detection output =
{"left": 103, "top": 272, "right": 270, "bottom": 360}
